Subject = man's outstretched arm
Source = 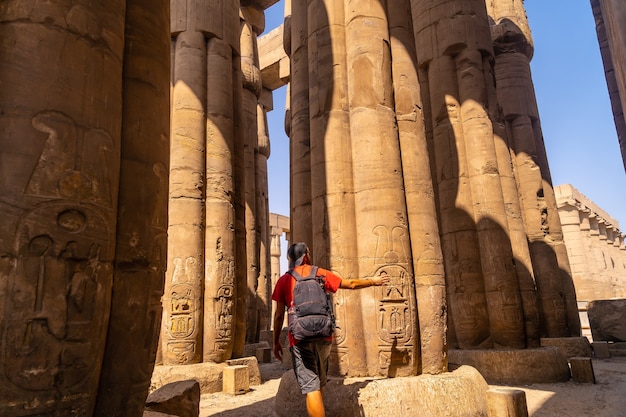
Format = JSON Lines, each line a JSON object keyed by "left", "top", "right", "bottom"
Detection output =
{"left": 339, "top": 272, "right": 389, "bottom": 289}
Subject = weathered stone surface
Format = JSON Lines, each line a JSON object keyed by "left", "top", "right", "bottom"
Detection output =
{"left": 610, "top": 342, "right": 626, "bottom": 356}
{"left": 588, "top": 299, "right": 626, "bottom": 342}
{"left": 145, "top": 380, "right": 200, "bottom": 417}
{"left": 448, "top": 348, "right": 571, "bottom": 385}
{"left": 275, "top": 365, "right": 489, "bottom": 417}
{"left": 223, "top": 365, "right": 250, "bottom": 395}
{"left": 151, "top": 363, "right": 226, "bottom": 394}
{"left": 243, "top": 341, "right": 271, "bottom": 358}
{"left": 569, "top": 357, "right": 596, "bottom": 383}
{"left": 540, "top": 337, "right": 593, "bottom": 358}
{"left": 227, "top": 356, "right": 262, "bottom": 386}
{"left": 592, "top": 341, "right": 612, "bottom": 358}
{"left": 144, "top": 411, "right": 179, "bottom": 417}
{"left": 486, "top": 388, "right": 529, "bottom": 417}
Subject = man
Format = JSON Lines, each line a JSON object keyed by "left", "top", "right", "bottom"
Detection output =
{"left": 272, "top": 242, "right": 389, "bottom": 417}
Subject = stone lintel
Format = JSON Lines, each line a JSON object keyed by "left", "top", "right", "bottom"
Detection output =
{"left": 241, "top": 0, "right": 280, "bottom": 10}
{"left": 269, "top": 213, "right": 290, "bottom": 233}
{"left": 555, "top": 184, "right": 620, "bottom": 230}
{"left": 259, "top": 88, "right": 274, "bottom": 112}
{"left": 258, "top": 24, "right": 290, "bottom": 90}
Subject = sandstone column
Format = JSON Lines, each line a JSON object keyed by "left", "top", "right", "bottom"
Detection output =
{"left": 306, "top": 0, "right": 364, "bottom": 375}
{"left": 240, "top": 11, "right": 261, "bottom": 344}
{"left": 289, "top": 0, "right": 313, "bottom": 244}
{"left": 96, "top": 1, "right": 170, "bottom": 414}
{"left": 256, "top": 102, "right": 272, "bottom": 332}
{"left": 163, "top": 30, "right": 206, "bottom": 366}
{"left": 557, "top": 203, "right": 594, "bottom": 301}
{"left": 591, "top": 0, "right": 626, "bottom": 170}
{"left": 166, "top": 0, "right": 244, "bottom": 361}
{"left": 413, "top": 0, "right": 526, "bottom": 349}
{"left": 0, "top": 1, "right": 169, "bottom": 415}
{"left": 385, "top": 0, "right": 447, "bottom": 374}
{"left": 578, "top": 211, "right": 601, "bottom": 299}
{"left": 204, "top": 36, "right": 237, "bottom": 362}
{"left": 487, "top": 0, "right": 580, "bottom": 338}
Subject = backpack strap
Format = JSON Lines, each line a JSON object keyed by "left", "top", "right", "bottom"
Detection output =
{"left": 288, "top": 265, "right": 319, "bottom": 281}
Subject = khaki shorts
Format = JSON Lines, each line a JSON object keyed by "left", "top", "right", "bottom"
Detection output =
{"left": 290, "top": 340, "right": 332, "bottom": 394}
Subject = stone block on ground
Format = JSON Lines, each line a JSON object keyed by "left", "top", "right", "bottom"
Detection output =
{"left": 448, "top": 347, "right": 571, "bottom": 385}
{"left": 587, "top": 299, "right": 626, "bottom": 342}
{"left": 223, "top": 365, "right": 250, "bottom": 395}
{"left": 242, "top": 341, "right": 270, "bottom": 358}
{"left": 275, "top": 365, "right": 489, "bottom": 417}
{"left": 260, "top": 329, "right": 274, "bottom": 346}
{"left": 151, "top": 362, "right": 226, "bottom": 394}
{"left": 540, "top": 337, "right": 593, "bottom": 358}
{"left": 145, "top": 379, "right": 200, "bottom": 417}
{"left": 256, "top": 346, "right": 272, "bottom": 363}
{"left": 592, "top": 341, "right": 611, "bottom": 358}
{"left": 227, "top": 356, "right": 262, "bottom": 385}
{"left": 569, "top": 357, "right": 596, "bottom": 383}
{"left": 486, "top": 388, "right": 529, "bottom": 417}
{"left": 609, "top": 342, "right": 626, "bottom": 357}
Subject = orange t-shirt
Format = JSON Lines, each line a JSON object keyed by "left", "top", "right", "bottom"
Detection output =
{"left": 271, "top": 264, "right": 342, "bottom": 346}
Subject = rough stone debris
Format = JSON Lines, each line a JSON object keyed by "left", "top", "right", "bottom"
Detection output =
{"left": 274, "top": 365, "right": 490, "bottom": 417}
{"left": 145, "top": 379, "right": 201, "bottom": 417}
{"left": 587, "top": 299, "right": 626, "bottom": 342}
{"left": 0, "top": 0, "right": 625, "bottom": 416}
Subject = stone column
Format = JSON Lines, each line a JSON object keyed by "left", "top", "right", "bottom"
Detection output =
{"left": 0, "top": 1, "right": 169, "bottom": 415}
{"left": 558, "top": 203, "right": 594, "bottom": 301}
{"left": 204, "top": 36, "right": 237, "bottom": 363}
{"left": 304, "top": 0, "right": 359, "bottom": 374}
{"left": 166, "top": 0, "right": 242, "bottom": 362}
{"left": 386, "top": 0, "right": 447, "bottom": 374}
{"left": 591, "top": 0, "right": 626, "bottom": 170}
{"left": 343, "top": 0, "right": 419, "bottom": 377}
{"left": 289, "top": 0, "right": 313, "bottom": 244}
{"left": 579, "top": 211, "right": 602, "bottom": 299}
{"left": 96, "top": 1, "right": 170, "bottom": 414}
{"left": 256, "top": 103, "right": 272, "bottom": 333}
{"left": 588, "top": 215, "right": 609, "bottom": 299}
{"left": 0, "top": 2, "right": 124, "bottom": 414}
{"left": 487, "top": 0, "right": 580, "bottom": 338}
{"left": 163, "top": 30, "right": 206, "bottom": 366}
{"left": 413, "top": 0, "right": 526, "bottom": 349}
{"left": 240, "top": 11, "right": 262, "bottom": 344}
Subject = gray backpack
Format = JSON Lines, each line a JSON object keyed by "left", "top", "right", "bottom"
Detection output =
{"left": 288, "top": 266, "right": 336, "bottom": 341}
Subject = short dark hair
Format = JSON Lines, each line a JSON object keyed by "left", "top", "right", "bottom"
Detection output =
{"left": 287, "top": 242, "right": 308, "bottom": 268}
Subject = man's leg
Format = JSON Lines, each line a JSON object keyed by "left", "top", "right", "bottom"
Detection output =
{"left": 305, "top": 390, "right": 325, "bottom": 417}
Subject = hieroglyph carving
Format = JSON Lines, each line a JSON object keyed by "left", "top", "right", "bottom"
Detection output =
{"left": 5, "top": 203, "right": 111, "bottom": 393}
{"left": 25, "top": 111, "right": 114, "bottom": 205}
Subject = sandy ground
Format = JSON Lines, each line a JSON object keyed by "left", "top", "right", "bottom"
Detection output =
{"left": 199, "top": 356, "right": 626, "bottom": 417}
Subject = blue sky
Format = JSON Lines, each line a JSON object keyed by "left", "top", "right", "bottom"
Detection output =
{"left": 264, "top": 1, "right": 626, "bottom": 231}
